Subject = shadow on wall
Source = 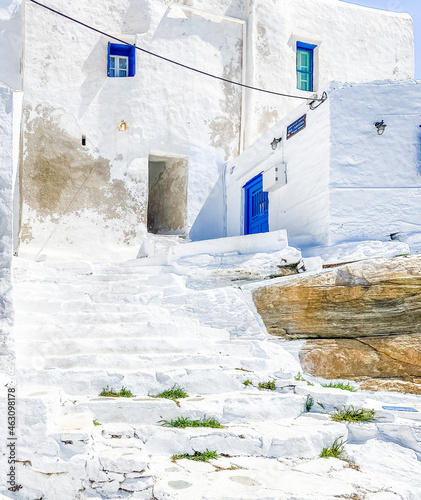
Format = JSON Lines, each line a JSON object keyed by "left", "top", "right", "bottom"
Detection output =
{"left": 189, "top": 170, "right": 226, "bottom": 241}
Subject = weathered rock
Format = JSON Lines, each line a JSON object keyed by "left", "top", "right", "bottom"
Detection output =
{"left": 299, "top": 334, "right": 421, "bottom": 394}
{"left": 359, "top": 378, "right": 421, "bottom": 395}
{"left": 252, "top": 256, "right": 421, "bottom": 339}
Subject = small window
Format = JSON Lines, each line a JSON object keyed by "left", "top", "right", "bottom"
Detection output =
{"left": 296, "top": 42, "right": 316, "bottom": 92}
{"left": 107, "top": 43, "right": 135, "bottom": 78}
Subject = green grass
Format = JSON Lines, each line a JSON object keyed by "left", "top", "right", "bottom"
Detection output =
{"left": 320, "top": 437, "right": 346, "bottom": 458}
{"left": 294, "top": 372, "right": 306, "bottom": 382}
{"left": 150, "top": 384, "right": 189, "bottom": 400}
{"left": 322, "top": 382, "right": 357, "bottom": 392}
{"left": 235, "top": 367, "right": 252, "bottom": 373}
{"left": 160, "top": 416, "right": 223, "bottom": 428}
{"left": 330, "top": 405, "right": 376, "bottom": 423}
{"left": 171, "top": 449, "right": 218, "bottom": 462}
{"left": 93, "top": 419, "right": 102, "bottom": 426}
{"left": 99, "top": 386, "right": 135, "bottom": 397}
{"left": 243, "top": 379, "right": 253, "bottom": 387}
{"left": 258, "top": 381, "right": 276, "bottom": 390}
{"left": 304, "top": 394, "right": 314, "bottom": 412}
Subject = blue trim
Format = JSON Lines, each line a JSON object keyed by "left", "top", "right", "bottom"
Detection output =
{"left": 296, "top": 42, "right": 315, "bottom": 92}
{"left": 297, "top": 41, "right": 317, "bottom": 50}
{"left": 243, "top": 173, "right": 269, "bottom": 235}
{"left": 108, "top": 42, "right": 136, "bottom": 77}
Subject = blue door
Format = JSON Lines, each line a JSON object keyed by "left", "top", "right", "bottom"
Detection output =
{"left": 244, "top": 173, "right": 269, "bottom": 235}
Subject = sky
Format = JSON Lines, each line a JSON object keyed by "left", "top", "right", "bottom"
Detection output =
{"left": 341, "top": 0, "right": 421, "bottom": 79}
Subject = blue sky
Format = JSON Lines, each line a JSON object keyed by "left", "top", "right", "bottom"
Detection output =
{"left": 341, "top": 0, "right": 421, "bottom": 79}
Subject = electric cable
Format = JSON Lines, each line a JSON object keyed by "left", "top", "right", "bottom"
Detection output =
{"left": 28, "top": 0, "right": 325, "bottom": 102}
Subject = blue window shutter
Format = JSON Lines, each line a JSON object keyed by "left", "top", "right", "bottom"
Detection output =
{"left": 107, "top": 42, "right": 111, "bottom": 77}
{"left": 128, "top": 46, "right": 135, "bottom": 77}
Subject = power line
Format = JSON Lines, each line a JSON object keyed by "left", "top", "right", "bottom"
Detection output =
{"left": 28, "top": 0, "right": 324, "bottom": 102}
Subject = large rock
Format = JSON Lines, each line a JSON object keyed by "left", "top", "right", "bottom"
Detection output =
{"left": 299, "top": 334, "right": 421, "bottom": 381}
{"left": 251, "top": 255, "right": 421, "bottom": 339}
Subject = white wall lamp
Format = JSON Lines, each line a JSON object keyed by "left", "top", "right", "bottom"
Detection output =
{"left": 374, "top": 120, "right": 387, "bottom": 135}
{"left": 117, "top": 120, "right": 128, "bottom": 132}
{"left": 271, "top": 137, "right": 282, "bottom": 150}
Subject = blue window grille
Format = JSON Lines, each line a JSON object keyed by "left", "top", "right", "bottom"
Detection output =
{"left": 108, "top": 43, "right": 136, "bottom": 77}
{"left": 296, "top": 42, "right": 316, "bottom": 92}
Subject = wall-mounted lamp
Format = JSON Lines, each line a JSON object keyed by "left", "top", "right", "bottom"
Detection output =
{"left": 374, "top": 120, "right": 387, "bottom": 135}
{"left": 117, "top": 120, "right": 128, "bottom": 132}
{"left": 271, "top": 137, "right": 282, "bottom": 150}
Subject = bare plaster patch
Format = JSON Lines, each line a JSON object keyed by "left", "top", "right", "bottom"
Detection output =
{"left": 258, "top": 107, "right": 280, "bottom": 135}
{"left": 21, "top": 105, "right": 145, "bottom": 246}
{"left": 208, "top": 47, "right": 242, "bottom": 159}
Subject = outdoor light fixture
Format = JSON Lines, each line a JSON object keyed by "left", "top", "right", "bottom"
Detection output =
{"left": 117, "top": 120, "right": 128, "bottom": 132}
{"left": 271, "top": 137, "right": 282, "bottom": 150}
{"left": 374, "top": 120, "right": 387, "bottom": 135}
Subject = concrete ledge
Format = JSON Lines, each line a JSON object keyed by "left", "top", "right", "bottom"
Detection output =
{"left": 168, "top": 230, "right": 289, "bottom": 263}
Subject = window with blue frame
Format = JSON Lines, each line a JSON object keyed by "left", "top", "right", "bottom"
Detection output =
{"left": 296, "top": 42, "right": 316, "bottom": 92}
{"left": 108, "top": 43, "right": 136, "bottom": 78}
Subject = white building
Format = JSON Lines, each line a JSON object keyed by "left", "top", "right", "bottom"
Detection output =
{"left": 226, "top": 80, "right": 421, "bottom": 248}
{"left": 6, "top": 0, "right": 413, "bottom": 260}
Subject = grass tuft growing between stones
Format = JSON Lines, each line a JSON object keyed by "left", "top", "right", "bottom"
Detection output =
{"left": 150, "top": 384, "right": 189, "bottom": 400}
{"left": 320, "top": 436, "right": 346, "bottom": 458}
{"left": 172, "top": 449, "right": 218, "bottom": 462}
{"left": 323, "top": 382, "right": 357, "bottom": 392}
{"left": 330, "top": 405, "right": 376, "bottom": 423}
{"left": 304, "top": 394, "right": 314, "bottom": 412}
{"left": 243, "top": 379, "right": 253, "bottom": 387}
{"left": 93, "top": 419, "right": 102, "bottom": 426}
{"left": 99, "top": 386, "right": 135, "bottom": 397}
{"left": 160, "top": 416, "right": 223, "bottom": 428}
{"left": 258, "top": 381, "right": 276, "bottom": 390}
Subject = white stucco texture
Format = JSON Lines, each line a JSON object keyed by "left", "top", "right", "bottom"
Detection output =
{"left": 0, "top": 81, "right": 15, "bottom": 372}
{"left": 0, "top": 0, "right": 22, "bottom": 90}
{"left": 17, "top": 0, "right": 415, "bottom": 260}
{"left": 226, "top": 80, "right": 421, "bottom": 248}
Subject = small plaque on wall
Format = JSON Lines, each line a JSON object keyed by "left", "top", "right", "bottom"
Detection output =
{"left": 287, "top": 114, "right": 306, "bottom": 140}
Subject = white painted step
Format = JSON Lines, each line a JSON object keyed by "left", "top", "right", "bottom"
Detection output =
{"left": 40, "top": 351, "right": 280, "bottom": 372}
{"left": 15, "top": 309, "right": 190, "bottom": 325}
{"left": 15, "top": 322, "right": 231, "bottom": 341}
{"left": 16, "top": 338, "right": 273, "bottom": 358}
{"left": 65, "top": 391, "right": 307, "bottom": 425}
{"left": 17, "top": 367, "right": 268, "bottom": 396}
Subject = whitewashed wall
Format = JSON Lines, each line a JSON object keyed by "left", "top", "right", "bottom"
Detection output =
{"left": 18, "top": 0, "right": 415, "bottom": 259}
{"left": 244, "top": 0, "right": 414, "bottom": 147}
{"left": 0, "top": 82, "right": 15, "bottom": 374}
{"left": 225, "top": 96, "right": 331, "bottom": 247}
{"left": 0, "top": 0, "right": 22, "bottom": 91}
{"left": 20, "top": 0, "right": 244, "bottom": 260}
{"left": 226, "top": 80, "right": 421, "bottom": 249}
{"left": 328, "top": 80, "right": 421, "bottom": 244}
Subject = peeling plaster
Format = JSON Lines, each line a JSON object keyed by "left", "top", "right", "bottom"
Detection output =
{"left": 20, "top": 104, "right": 146, "bottom": 248}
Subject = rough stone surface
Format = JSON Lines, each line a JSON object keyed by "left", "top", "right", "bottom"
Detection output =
{"left": 252, "top": 256, "right": 421, "bottom": 339}
{"left": 299, "top": 334, "right": 421, "bottom": 394}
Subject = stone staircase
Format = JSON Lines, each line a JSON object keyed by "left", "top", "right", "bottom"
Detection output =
{"left": 11, "top": 256, "right": 421, "bottom": 500}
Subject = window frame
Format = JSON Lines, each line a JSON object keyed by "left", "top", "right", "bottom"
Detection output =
{"left": 296, "top": 41, "right": 317, "bottom": 92}
{"left": 107, "top": 43, "right": 136, "bottom": 78}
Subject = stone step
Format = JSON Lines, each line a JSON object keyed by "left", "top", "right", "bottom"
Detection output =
{"left": 40, "top": 351, "right": 280, "bottom": 372}
{"left": 17, "top": 366, "right": 281, "bottom": 396}
{"left": 91, "top": 414, "right": 347, "bottom": 460}
{"left": 15, "top": 309, "right": 189, "bottom": 326}
{"left": 14, "top": 322, "right": 231, "bottom": 341}
{"left": 16, "top": 338, "right": 273, "bottom": 359}
{"left": 64, "top": 390, "right": 307, "bottom": 426}
{"left": 16, "top": 297, "right": 182, "bottom": 315}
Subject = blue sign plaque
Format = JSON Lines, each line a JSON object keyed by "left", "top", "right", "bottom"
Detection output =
{"left": 287, "top": 114, "right": 306, "bottom": 140}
